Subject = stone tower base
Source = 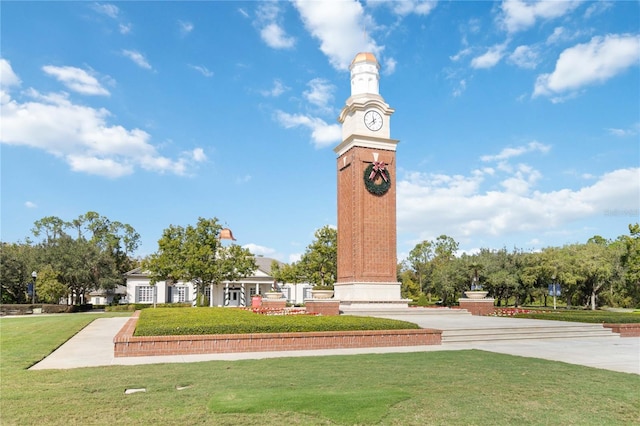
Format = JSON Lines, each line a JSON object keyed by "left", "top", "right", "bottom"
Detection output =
{"left": 335, "top": 282, "right": 409, "bottom": 310}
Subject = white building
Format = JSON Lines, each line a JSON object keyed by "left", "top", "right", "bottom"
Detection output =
{"left": 124, "top": 256, "right": 312, "bottom": 307}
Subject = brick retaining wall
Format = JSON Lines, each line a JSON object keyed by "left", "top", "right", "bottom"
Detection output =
{"left": 114, "top": 311, "right": 442, "bottom": 357}
{"left": 305, "top": 300, "right": 340, "bottom": 316}
{"left": 458, "top": 299, "right": 495, "bottom": 316}
{"left": 603, "top": 323, "right": 640, "bottom": 337}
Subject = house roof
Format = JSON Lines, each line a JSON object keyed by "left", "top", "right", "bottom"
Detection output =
{"left": 254, "top": 256, "right": 282, "bottom": 276}
{"left": 89, "top": 284, "right": 127, "bottom": 296}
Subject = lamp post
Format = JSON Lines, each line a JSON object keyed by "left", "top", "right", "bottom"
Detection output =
{"left": 551, "top": 274, "right": 557, "bottom": 310}
{"left": 31, "top": 271, "right": 37, "bottom": 304}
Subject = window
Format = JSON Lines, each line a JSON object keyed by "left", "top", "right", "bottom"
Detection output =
{"left": 175, "top": 286, "right": 186, "bottom": 303}
{"left": 137, "top": 286, "right": 154, "bottom": 303}
{"left": 281, "top": 287, "right": 291, "bottom": 301}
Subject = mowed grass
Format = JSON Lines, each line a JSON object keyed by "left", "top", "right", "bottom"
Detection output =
{"left": 134, "top": 307, "right": 420, "bottom": 336}
{"left": 1, "top": 314, "right": 639, "bottom": 425}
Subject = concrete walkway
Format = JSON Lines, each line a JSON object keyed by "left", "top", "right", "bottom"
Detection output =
{"left": 28, "top": 315, "right": 640, "bottom": 375}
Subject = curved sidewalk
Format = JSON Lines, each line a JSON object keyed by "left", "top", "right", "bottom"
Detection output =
{"left": 29, "top": 315, "right": 640, "bottom": 375}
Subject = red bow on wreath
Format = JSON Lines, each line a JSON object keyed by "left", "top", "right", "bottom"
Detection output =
{"left": 368, "top": 161, "right": 388, "bottom": 182}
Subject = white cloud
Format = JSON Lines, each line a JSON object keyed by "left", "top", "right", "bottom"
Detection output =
{"left": 397, "top": 166, "right": 639, "bottom": 244}
{"left": 190, "top": 148, "right": 207, "bottom": 162}
{"left": 584, "top": 1, "right": 613, "bottom": 19}
{"left": 260, "top": 79, "right": 288, "bottom": 97}
{"left": 256, "top": 2, "right": 295, "bottom": 49}
{"left": 25, "top": 201, "right": 37, "bottom": 209}
{"left": 383, "top": 0, "right": 438, "bottom": 17}
{"left": 607, "top": 123, "right": 639, "bottom": 137}
{"left": 481, "top": 141, "right": 551, "bottom": 162}
{"left": 499, "top": 0, "right": 583, "bottom": 34}
{"left": 471, "top": 43, "right": 508, "bottom": 69}
{"left": 534, "top": 34, "right": 640, "bottom": 98}
{"left": 0, "top": 58, "right": 21, "bottom": 88}
{"left": 509, "top": 45, "right": 539, "bottom": 69}
{"left": 92, "top": 3, "right": 132, "bottom": 35}
{"left": 1, "top": 62, "right": 202, "bottom": 178}
{"left": 294, "top": 0, "right": 380, "bottom": 71}
{"left": 179, "top": 20, "right": 194, "bottom": 35}
{"left": 189, "top": 64, "right": 214, "bottom": 77}
{"left": 452, "top": 79, "right": 467, "bottom": 97}
{"left": 91, "top": 3, "right": 119, "bottom": 19}
{"left": 450, "top": 47, "right": 472, "bottom": 62}
{"left": 261, "top": 23, "right": 296, "bottom": 49}
{"left": 303, "top": 78, "right": 335, "bottom": 112}
{"left": 243, "top": 243, "right": 277, "bottom": 257}
{"left": 122, "top": 50, "right": 152, "bottom": 69}
{"left": 383, "top": 57, "right": 397, "bottom": 75}
{"left": 275, "top": 111, "right": 341, "bottom": 148}
{"left": 42, "top": 65, "right": 110, "bottom": 96}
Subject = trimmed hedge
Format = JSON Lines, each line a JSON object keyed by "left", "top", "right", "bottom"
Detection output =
{"left": 514, "top": 310, "right": 640, "bottom": 324}
{"left": 0, "top": 304, "right": 92, "bottom": 315}
{"left": 105, "top": 303, "right": 191, "bottom": 312}
{"left": 134, "top": 307, "right": 421, "bottom": 336}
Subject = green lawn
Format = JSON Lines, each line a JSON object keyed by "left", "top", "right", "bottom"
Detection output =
{"left": 513, "top": 309, "right": 640, "bottom": 323}
{"left": 1, "top": 314, "right": 638, "bottom": 425}
{"left": 134, "top": 307, "right": 420, "bottom": 336}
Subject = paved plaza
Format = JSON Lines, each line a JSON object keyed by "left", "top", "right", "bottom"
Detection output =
{"left": 28, "top": 314, "right": 640, "bottom": 375}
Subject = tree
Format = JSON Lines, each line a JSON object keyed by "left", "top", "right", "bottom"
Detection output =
{"left": 36, "top": 264, "right": 68, "bottom": 304}
{"left": 143, "top": 217, "right": 257, "bottom": 306}
{"left": 0, "top": 242, "right": 34, "bottom": 303}
{"left": 430, "top": 235, "right": 464, "bottom": 305}
{"left": 620, "top": 223, "right": 640, "bottom": 307}
{"left": 407, "top": 240, "right": 434, "bottom": 296}
{"left": 271, "top": 261, "right": 305, "bottom": 286}
{"left": 41, "top": 236, "right": 119, "bottom": 305}
{"left": 28, "top": 212, "right": 140, "bottom": 304}
{"left": 298, "top": 225, "right": 337, "bottom": 288}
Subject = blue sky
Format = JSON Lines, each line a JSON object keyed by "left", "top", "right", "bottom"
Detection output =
{"left": 1, "top": 1, "right": 638, "bottom": 263}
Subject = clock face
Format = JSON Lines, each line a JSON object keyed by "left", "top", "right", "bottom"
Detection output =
{"left": 364, "top": 110, "right": 383, "bottom": 131}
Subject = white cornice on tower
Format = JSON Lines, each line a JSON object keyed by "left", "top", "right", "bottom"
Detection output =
{"left": 333, "top": 134, "right": 399, "bottom": 158}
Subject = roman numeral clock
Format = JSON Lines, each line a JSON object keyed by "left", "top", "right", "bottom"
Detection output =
{"left": 334, "top": 52, "right": 407, "bottom": 309}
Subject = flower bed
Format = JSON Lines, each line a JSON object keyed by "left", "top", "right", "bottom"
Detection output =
{"left": 489, "top": 308, "right": 551, "bottom": 317}
{"left": 243, "top": 307, "right": 315, "bottom": 316}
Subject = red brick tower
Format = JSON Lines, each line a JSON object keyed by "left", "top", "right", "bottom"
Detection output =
{"left": 334, "top": 52, "right": 407, "bottom": 309}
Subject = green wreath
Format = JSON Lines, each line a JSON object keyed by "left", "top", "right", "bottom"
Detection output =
{"left": 364, "top": 162, "right": 391, "bottom": 196}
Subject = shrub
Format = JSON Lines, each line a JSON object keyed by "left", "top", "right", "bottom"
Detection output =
{"left": 416, "top": 294, "right": 429, "bottom": 307}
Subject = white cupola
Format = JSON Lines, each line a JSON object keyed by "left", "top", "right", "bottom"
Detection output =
{"left": 350, "top": 52, "right": 380, "bottom": 96}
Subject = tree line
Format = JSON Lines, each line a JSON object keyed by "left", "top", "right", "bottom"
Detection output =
{"left": 400, "top": 224, "right": 640, "bottom": 309}
{"left": 1, "top": 212, "right": 140, "bottom": 304}
{"left": 3, "top": 210, "right": 637, "bottom": 311}
{"left": 1, "top": 215, "right": 257, "bottom": 306}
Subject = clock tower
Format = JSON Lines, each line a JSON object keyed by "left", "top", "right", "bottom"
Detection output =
{"left": 334, "top": 52, "right": 407, "bottom": 309}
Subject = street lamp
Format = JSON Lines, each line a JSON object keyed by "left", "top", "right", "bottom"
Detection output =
{"left": 31, "top": 271, "right": 37, "bottom": 304}
{"left": 551, "top": 274, "right": 557, "bottom": 310}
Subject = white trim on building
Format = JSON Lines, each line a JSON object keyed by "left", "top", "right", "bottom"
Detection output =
{"left": 124, "top": 256, "right": 312, "bottom": 307}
